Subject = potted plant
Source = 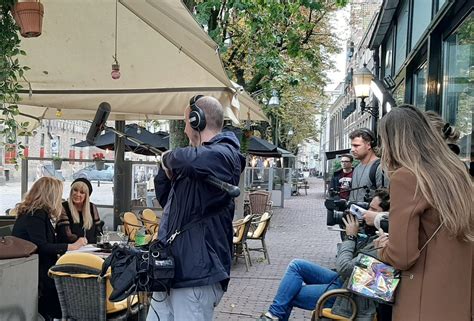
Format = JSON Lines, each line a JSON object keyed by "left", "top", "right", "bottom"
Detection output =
{"left": 52, "top": 156, "right": 62, "bottom": 170}
{"left": 93, "top": 152, "right": 105, "bottom": 171}
{"left": 11, "top": 0, "right": 44, "bottom": 38}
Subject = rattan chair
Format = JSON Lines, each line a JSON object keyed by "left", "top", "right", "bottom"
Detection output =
{"left": 232, "top": 214, "right": 254, "bottom": 271}
{"left": 139, "top": 209, "right": 160, "bottom": 237}
{"left": 120, "top": 212, "right": 143, "bottom": 241}
{"left": 248, "top": 191, "right": 272, "bottom": 218}
{"left": 48, "top": 253, "right": 139, "bottom": 320}
{"left": 247, "top": 212, "right": 272, "bottom": 264}
{"left": 311, "top": 289, "right": 377, "bottom": 321}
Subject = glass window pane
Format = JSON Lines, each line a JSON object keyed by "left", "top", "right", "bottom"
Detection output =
{"left": 413, "top": 62, "right": 428, "bottom": 109}
{"left": 442, "top": 12, "right": 473, "bottom": 163}
{"left": 411, "top": 0, "right": 432, "bottom": 48}
{"left": 438, "top": 0, "right": 447, "bottom": 10}
{"left": 395, "top": 0, "right": 409, "bottom": 72}
{"left": 384, "top": 30, "right": 394, "bottom": 77}
{"left": 393, "top": 81, "right": 406, "bottom": 105}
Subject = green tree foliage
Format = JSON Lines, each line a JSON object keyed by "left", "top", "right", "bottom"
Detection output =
{"left": 0, "top": 2, "right": 32, "bottom": 167}
{"left": 191, "top": 0, "right": 347, "bottom": 149}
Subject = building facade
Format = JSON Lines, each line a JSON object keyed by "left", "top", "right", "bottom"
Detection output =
{"left": 369, "top": 0, "right": 473, "bottom": 168}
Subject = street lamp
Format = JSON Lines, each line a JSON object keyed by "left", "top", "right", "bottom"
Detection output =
{"left": 268, "top": 90, "right": 280, "bottom": 108}
{"left": 353, "top": 64, "right": 379, "bottom": 118}
{"left": 268, "top": 90, "right": 280, "bottom": 146}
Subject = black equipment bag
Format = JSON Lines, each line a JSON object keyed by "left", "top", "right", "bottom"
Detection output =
{"left": 101, "top": 240, "right": 175, "bottom": 302}
{"left": 100, "top": 211, "right": 221, "bottom": 302}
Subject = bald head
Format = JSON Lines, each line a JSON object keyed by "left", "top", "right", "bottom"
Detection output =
{"left": 184, "top": 96, "right": 225, "bottom": 146}
{"left": 196, "top": 96, "right": 224, "bottom": 132}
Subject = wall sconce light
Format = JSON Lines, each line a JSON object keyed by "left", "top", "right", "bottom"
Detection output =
{"left": 353, "top": 64, "right": 379, "bottom": 118}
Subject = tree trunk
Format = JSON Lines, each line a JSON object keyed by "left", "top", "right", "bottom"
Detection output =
{"left": 169, "top": 120, "right": 189, "bottom": 149}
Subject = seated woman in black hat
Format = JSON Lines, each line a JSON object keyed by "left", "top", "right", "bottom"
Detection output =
{"left": 56, "top": 177, "right": 103, "bottom": 244}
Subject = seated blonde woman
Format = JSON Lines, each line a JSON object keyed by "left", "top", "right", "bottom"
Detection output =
{"left": 56, "top": 178, "right": 103, "bottom": 244}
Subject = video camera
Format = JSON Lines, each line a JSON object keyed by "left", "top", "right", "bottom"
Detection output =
{"left": 324, "top": 186, "right": 371, "bottom": 226}
{"left": 325, "top": 186, "right": 390, "bottom": 234}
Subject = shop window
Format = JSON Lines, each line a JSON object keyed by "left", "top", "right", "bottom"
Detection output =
{"left": 384, "top": 30, "right": 394, "bottom": 77}
{"left": 395, "top": 0, "right": 409, "bottom": 72}
{"left": 413, "top": 62, "right": 428, "bottom": 109}
{"left": 442, "top": 12, "right": 473, "bottom": 162}
{"left": 393, "top": 81, "right": 406, "bottom": 106}
{"left": 411, "top": 0, "right": 432, "bottom": 49}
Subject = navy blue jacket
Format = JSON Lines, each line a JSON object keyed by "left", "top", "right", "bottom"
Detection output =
{"left": 157, "top": 131, "right": 245, "bottom": 290}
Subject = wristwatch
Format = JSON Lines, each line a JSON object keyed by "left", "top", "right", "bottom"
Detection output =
{"left": 345, "top": 234, "right": 357, "bottom": 242}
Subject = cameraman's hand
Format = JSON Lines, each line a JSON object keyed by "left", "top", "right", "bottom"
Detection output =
{"left": 342, "top": 214, "right": 359, "bottom": 236}
{"left": 362, "top": 210, "right": 378, "bottom": 226}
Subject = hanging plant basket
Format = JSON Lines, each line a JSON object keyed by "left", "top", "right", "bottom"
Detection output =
{"left": 95, "top": 160, "right": 105, "bottom": 171}
{"left": 52, "top": 159, "right": 62, "bottom": 170}
{"left": 11, "top": 1, "right": 44, "bottom": 38}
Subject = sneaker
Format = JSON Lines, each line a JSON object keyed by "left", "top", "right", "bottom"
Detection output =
{"left": 257, "top": 312, "right": 279, "bottom": 320}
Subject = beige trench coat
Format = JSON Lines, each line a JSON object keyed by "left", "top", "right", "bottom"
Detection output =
{"left": 379, "top": 167, "right": 472, "bottom": 321}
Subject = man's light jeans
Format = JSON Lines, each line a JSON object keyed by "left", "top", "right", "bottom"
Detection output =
{"left": 146, "top": 283, "right": 224, "bottom": 321}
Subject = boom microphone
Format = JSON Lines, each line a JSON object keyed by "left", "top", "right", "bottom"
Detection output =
{"left": 86, "top": 102, "right": 111, "bottom": 145}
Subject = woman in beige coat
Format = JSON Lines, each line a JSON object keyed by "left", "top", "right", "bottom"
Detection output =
{"left": 375, "top": 105, "right": 472, "bottom": 321}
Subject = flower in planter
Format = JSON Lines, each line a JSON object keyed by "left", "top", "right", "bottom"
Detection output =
{"left": 92, "top": 152, "right": 105, "bottom": 161}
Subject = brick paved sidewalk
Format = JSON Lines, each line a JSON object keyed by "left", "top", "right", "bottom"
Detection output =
{"left": 214, "top": 177, "right": 341, "bottom": 320}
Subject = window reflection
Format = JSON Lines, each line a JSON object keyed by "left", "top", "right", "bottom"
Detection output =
{"left": 442, "top": 12, "right": 473, "bottom": 162}
{"left": 395, "top": 0, "right": 409, "bottom": 72}
{"left": 393, "top": 81, "right": 406, "bottom": 106}
{"left": 413, "top": 62, "right": 428, "bottom": 110}
{"left": 411, "top": 0, "right": 432, "bottom": 48}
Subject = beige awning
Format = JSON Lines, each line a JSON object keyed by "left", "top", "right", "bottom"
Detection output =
{"left": 12, "top": 0, "right": 266, "bottom": 125}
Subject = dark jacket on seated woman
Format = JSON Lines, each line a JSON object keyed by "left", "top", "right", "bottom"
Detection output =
{"left": 56, "top": 201, "right": 102, "bottom": 244}
{"left": 12, "top": 177, "right": 88, "bottom": 321}
{"left": 12, "top": 208, "right": 68, "bottom": 319}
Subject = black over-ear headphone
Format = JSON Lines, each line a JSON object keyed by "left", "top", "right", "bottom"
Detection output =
{"left": 359, "top": 128, "right": 377, "bottom": 148}
{"left": 189, "top": 95, "right": 206, "bottom": 131}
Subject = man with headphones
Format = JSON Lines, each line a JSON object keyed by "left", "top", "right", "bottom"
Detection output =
{"left": 148, "top": 95, "right": 246, "bottom": 321}
{"left": 348, "top": 128, "right": 387, "bottom": 204}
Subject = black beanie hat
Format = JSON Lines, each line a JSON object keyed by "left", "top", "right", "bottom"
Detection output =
{"left": 71, "top": 177, "right": 93, "bottom": 195}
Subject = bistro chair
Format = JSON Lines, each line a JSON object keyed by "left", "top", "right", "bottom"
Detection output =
{"left": 49, "top": 252, "right": 138, "bottom": 320}
{"left": 232, "top": 214, "right": 254, "bottom": 271}
{"left": 120, "top": 211, "right": 143, "bottom": 241}
{"left": 311, "top": 289, "right": 377, "bottom": 321}
{"left": 248, "top": 191, "right": 272, "bottom": 218}
{"left": 139, "top": 208, "right": 160, "bottom": 237}
{"left": 247, "top": 212, "right": 272, "bottom": 264}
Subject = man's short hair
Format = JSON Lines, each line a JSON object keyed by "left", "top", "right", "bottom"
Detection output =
{"left": 373, "top": 188, "right": 390, "bottom": 211}
{"left": 340, "top": 154, "right": 353, "bottom": 162}
{"left": 349, "top": 128, "right": 375, "bottom": 145}
{"left": 198, "top": 96, "right": 224, "bottom": 131}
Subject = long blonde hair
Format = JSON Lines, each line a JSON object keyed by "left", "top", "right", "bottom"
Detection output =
{"left": 68, "top": 181, "right": 93, "bottom": 229}
{"left": 378, "top": 105, "right": 473, "bottom": 241}
{"left": 16, "top": 177, "right": 63, "bottom": 220}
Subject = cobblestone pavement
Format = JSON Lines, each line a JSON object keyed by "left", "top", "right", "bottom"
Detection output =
{"left": 215, "top": 177, "right": 341, "bottom": 321}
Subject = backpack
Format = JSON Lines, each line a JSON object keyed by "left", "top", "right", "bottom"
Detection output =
{"left": 368, "top": 159, "right": 385, "bottom": 189}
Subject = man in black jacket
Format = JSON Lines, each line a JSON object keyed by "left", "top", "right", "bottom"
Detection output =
{"left": 147, "top": 95, "right": 246, "bottom": 321}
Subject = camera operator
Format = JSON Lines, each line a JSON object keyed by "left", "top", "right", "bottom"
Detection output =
{"left": 348, "top": 128, "right": 387, "bottom": 203}
{"left": 258, "top": 189, "right": 390, "bottom": 321}
{"left": 330, "top": 154, "right": 354, "bottom": 200}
